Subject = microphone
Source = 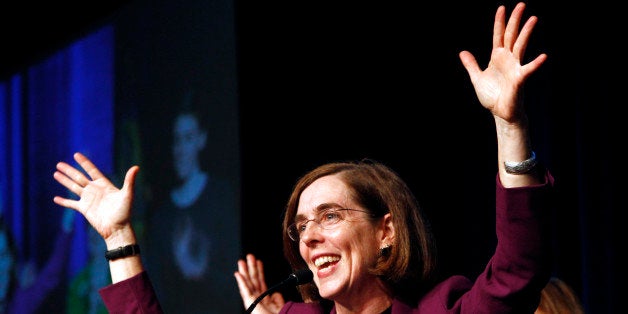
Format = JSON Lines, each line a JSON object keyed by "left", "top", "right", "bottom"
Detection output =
{"left": 245, "top": 268, "right": 313, "bottom": 314}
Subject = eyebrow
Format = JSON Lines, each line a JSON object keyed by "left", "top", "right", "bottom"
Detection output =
{"left": 293, "top": 203, "right": 343, "bottom": 221}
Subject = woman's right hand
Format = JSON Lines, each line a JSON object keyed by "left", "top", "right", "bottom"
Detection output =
{"left": 234, "top": 254, "right": 286, "bottom": 314}
{"left": 53, "top": 152, "right": 139, "bottom": 242}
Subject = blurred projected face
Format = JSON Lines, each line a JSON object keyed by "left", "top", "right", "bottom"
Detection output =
{"left": 0, "top": 230, "right": 14, "bottom": 299}
{"left": 172, "top": 113, "right": 207, "bottom": 181}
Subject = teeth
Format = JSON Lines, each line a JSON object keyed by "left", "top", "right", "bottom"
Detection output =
{"left": 314, "top": 255, "right": 340, "bottom": 268}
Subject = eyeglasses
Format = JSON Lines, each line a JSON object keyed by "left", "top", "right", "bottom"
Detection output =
{"left": 287, "top": 208, "right": 375, "bottom": 242}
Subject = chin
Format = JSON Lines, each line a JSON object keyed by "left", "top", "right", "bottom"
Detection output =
{"left": 317, "top": 283, "right": 344, "bottom": 300}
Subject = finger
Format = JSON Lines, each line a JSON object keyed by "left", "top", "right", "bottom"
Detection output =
{"left": 234, "top": 271, "right": 246, "bottom": 291}
{"left": 53, "top": 170, "right": 83, "bottom": 196}
{"left": 458, "top": 51, "right": 480, "bottom": 82}
{"left": 73, "top": 152, "right": 107, "bottom": 181}
{"left": 122, "top": 165, "right": 140, "bottom": 194}
{"left": 237, "top": 258, "right": 249, "bottom": 277}
{"left": 246, "top": 254, "right": 260, "bottom": 289}
{"left": 52, "top": 196, "right": 81, "bottom": 213}
{"left": 237, "top": 259, "right": 253, "bottom": 288}
{"left": 256, "top": 258, "right": 269, "bottom": 291}
{"left": 56, "top": 161, "right": 90, "bottom": 187}
{"left": 521, "top": 53, "right": 547, "bottom": 80}
{"left": 503, "top": 2, "right": 525, "bottom": 50}
{"left": 492, "top": 4, "right": 507, "bottom": 49}
{"left": 513, "top": 16, "right": 538, "bottom": 61}
{"left": 233, "top": 272, "right": 255, "bottom": 307}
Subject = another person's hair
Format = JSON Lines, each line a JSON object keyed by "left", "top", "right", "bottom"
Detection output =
{"left": 282, "top": 159, "right": 437, "bottom": 304}
{"left": 535, "top": 277, "right": 585, "bottom": 314}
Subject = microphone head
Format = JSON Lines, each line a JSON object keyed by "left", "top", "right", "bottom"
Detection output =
{"left": 246, "top": 268, "right": 314, "bottom": 314}
{"left": 291, "top": 268, "right": 313, "bottom": 286}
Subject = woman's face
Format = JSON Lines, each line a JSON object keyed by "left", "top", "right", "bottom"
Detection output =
{"left": 296, "top": 174, "right": 387, "bottom": 301}
{"left": 172, "top": 113, "right": 206, "bottom": 180}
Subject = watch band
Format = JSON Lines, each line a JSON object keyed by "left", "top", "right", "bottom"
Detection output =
{"left": 105, "top": 244, "right": 140, "bottom": 261}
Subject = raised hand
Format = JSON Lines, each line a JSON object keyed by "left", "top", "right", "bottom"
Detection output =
{"left": 53, "top": 152, "right": 139, "bottom": 241}
{"left": 459, "top": 2, "right": 546, "bottom": 123}
{"left": 234, "top": 254, "right": 286, "bottom": 314}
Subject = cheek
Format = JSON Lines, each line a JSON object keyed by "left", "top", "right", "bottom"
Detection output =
{"left": 349, "top": 224, "right": 382, "bottom": 257}
{"left": 337, "top": 224, "right": 380, "bottom": 255}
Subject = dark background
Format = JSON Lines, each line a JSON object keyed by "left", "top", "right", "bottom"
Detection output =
{"left": 1, "top": 1, "right": 623, "bottom": 312}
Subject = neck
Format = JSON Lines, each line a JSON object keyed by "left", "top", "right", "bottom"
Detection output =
{"left": 171, "top": 171, "right": 207, "bottom": 208}
{"left": 334, "top": 296, "right": 392, "bottom": 314}
{"left": 333, "top": 283, "right": 393, "bottom": 314}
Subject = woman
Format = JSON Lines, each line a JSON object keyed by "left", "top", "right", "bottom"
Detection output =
{"left": 52, "top": 2, "right": 553, "bottom": 313}
{"left": 235, "top": 2, "right": 551, "bottom": 312}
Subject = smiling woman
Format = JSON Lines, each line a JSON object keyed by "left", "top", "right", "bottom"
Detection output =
{"left": 234, "top": 2, "right": 555, "bottom": 313}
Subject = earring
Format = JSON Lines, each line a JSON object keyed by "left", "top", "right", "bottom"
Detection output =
{"left": 379, "top": 244, "right": 391, "bottom": 256}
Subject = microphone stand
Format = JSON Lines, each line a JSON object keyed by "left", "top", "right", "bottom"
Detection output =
{"left": 245, "top": 269, "right": 313, "bottom": 314}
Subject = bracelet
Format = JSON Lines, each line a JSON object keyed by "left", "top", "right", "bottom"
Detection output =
{"left": 504, "top": 151, "right": 538, "bottom": 174}
{"left": 105, "top": 244, "right": 140, "bottom": 261}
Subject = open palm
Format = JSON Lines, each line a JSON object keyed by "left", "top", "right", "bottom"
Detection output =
{"left": 459, "top": 2, "right": 546, "bottom": 123}
{"left": 53, "top": 152, "right": 139, "bottom": 240}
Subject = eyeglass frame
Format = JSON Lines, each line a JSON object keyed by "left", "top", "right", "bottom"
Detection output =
{"left": 286, "top": 207, "right": 378, "bottom": 242}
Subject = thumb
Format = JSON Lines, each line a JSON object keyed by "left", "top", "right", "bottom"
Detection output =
{"left": 122, "top": 165, "right": 140, "bottom": 193}
{"left": 458, "top": 50, "right": 480, "bottom": 80}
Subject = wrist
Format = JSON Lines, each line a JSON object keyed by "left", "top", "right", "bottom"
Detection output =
{"left": 105, "top": 225, "right": 137, "bottom": 250}
{"left": 504, "top": 151, "right": 538, "bottom": 174}
{"left": 105, "top": 244, "right": 140, "bottom": 261}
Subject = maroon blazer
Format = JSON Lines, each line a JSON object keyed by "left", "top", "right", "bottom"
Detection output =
{"left": 100, "top": 170, "right": 554, "bottom": 314}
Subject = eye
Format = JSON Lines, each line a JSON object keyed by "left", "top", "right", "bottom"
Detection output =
{"left": 296, "top": 221, "right": 308, "bottom": 233}
{"left": 321, "top": 209, "right": 342, "bottom": 224}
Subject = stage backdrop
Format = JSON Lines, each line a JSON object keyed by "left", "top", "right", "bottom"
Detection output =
{"left": 0, "top": 0, "right": 241, "bottom": 313}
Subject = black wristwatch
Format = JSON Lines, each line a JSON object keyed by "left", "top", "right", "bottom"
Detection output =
{"left": 105, "top": 244, "right": 140, "bottom": 261}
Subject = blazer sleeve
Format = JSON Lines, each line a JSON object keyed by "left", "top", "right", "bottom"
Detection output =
{"left": 99, "top": 271, "right": 164, "bottom": 314}
{"left": 462, "top": 168, "right": 555, "bottom": 313}
{"left": 415, "top": 168, "right": 555, "bottom": 313}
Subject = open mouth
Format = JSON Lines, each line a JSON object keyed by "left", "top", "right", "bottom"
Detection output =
{"left": 314, "top": 255, "right": 340, "bottom": 270}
